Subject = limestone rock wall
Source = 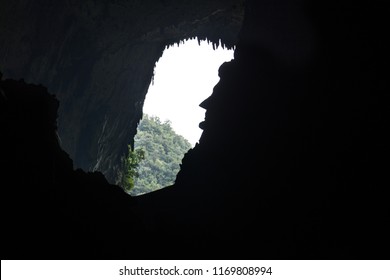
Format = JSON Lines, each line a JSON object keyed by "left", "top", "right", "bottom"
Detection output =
{"left": 0, "top": 0, "right": 244, "bottom": 183}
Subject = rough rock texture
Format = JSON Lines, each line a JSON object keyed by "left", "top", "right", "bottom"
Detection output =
{"left": 0, "top": 0, "right": 244, "bottom": 183}
{"left": 1, "top": 0, "right": 389, "bottom": 259}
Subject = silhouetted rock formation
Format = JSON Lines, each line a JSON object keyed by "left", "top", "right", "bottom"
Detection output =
{"left": 0, "top": 75, "right": 145, "bottom": 259}
{"left": 1, "top": 0, "right": 389, "bottom": 259}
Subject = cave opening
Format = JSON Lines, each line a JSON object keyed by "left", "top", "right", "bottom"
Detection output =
{"left": 125, "top": 38, "right": 234, "bottom": 196}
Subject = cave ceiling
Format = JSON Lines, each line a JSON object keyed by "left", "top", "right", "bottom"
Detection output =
{"left": 0, "top": 0, "right": 244, "bottom": 183}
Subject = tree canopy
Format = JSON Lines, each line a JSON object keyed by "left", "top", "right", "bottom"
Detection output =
{"left": 126, "top": 114, "right": 192, "bottom": 195}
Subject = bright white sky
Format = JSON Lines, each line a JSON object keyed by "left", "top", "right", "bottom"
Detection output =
{"left": 142, "top": 39, "right": 234, "bottom": 146}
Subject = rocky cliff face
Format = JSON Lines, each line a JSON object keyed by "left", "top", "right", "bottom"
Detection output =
{"left": 1, "top": 0, "right": 389, "bottom": 259}
{"left": 0, "top": 0, "right": 244, "bottom": 183}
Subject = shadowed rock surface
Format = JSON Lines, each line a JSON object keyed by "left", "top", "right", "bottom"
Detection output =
{"left": 0, "top": 0, "right": 244, "bottom": 183}
{"left": 0, "top": 77, "right": 145, "bottom": 258}
{"left": 1, "top": 0, "right": 389, "bottom": 259}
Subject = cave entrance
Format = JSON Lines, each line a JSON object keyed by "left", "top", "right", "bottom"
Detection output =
{"left": 127, "top": 38, "right": 234, "bottom": 196}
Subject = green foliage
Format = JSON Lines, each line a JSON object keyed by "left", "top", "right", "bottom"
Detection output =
{"left": 121, "top": 146, "right": 145, "bottom": 192}
{"left": 128, "top": 114, "right": 192, "bottom": 195}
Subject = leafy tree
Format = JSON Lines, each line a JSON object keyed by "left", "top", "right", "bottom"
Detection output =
{"left": 128, "top": 114, "right": 192, "bottom": 195}
{"left": 121, "top": 145, "right": 145, "bottom": 192}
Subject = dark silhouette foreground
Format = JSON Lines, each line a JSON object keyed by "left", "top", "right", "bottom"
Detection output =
{"left": 1, "top": 0, "right": 389, "bottom": 259}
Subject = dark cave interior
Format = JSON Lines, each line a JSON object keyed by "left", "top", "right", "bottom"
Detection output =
{"left": 0, "top": 0, "right": 389, "bottom": 259}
